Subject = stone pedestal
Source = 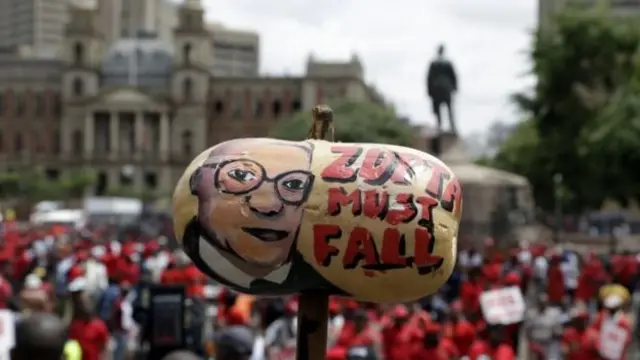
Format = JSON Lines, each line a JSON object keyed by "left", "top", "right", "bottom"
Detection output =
{"left": 427, "top": 131, "right": 459, "bottom": 157}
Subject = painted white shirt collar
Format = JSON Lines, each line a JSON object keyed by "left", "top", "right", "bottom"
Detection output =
{"left": 198, "top": 237, "right": 291, "bottom": 289}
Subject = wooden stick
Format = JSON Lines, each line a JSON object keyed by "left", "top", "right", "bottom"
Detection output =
{"left": 296, "top": 105, "right": 335, "bottom": 360}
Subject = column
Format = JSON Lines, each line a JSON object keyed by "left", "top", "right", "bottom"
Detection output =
{"left": 109, "top": 112, "right": 119, "bottom": 157}
{"left": 134, "top": 111, "right": 145, "bottom": 156}
{"left": 159, "top": 112, "right": 170, "bottom": 161}
{"left": 84, "top": 112, "right": 94, "bottom": 160}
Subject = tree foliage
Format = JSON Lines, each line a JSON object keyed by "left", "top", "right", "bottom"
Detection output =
{"left": 270, "top": 101, "right": 416, "bottom": 146}
{"left": 487, "top": 6, "right": 640, "bottom": 212}
{"left": 0, "top": 168, "right": 96, "bottom": 202}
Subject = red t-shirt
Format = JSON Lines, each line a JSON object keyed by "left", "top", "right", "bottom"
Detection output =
{"left": 68, "top": 317, "right": 109, "bottom": 360}
{"left": 412, "top": 338, "right": 458, "bottom": 360}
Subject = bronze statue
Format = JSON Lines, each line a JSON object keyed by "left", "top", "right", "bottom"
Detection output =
{"left": 426, "top": 45, "right": 458, "bottom": 134}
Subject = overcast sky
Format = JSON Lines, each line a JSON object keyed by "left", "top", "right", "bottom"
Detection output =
{"left": 201, "top": 0, "right": 538, "bottom": 135}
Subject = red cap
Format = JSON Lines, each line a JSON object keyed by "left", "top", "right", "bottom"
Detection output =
{"left": 285, "top": 299, "right": 298, "bottom": 314}
{"left": 504, "top": 272, "right": 521, "bottom": 286}
{"left": 392, "top": 305, "right": 409, "bottom": 318}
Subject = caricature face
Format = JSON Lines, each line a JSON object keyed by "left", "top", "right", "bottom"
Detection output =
{"left": 192, "top": 140, "right": 313, "bottom": 270}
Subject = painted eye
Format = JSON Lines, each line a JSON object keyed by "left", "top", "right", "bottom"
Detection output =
{"left": 227, "top": 169, "right": 256, "bottom": 183}
{"left": 282, "top": 179, "right": 306, "bottom": 190}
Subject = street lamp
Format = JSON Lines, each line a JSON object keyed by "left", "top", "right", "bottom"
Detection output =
{"left": 553, "top": 173, "right": 563, "bottom": 243}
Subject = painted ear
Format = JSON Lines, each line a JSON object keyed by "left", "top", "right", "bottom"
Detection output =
{"left": 189, "top": 168, "right": 203, "bottom": 196}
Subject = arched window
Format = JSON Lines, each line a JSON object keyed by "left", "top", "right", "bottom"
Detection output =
{"left": 72, "top": 130, "right": 83, "bottom": 154}
{"left": 73, "top": 42, "right": 84, "bottom": 65}
{"left": 181, "top": 130, "right": 192, "bottom": 155}
{"left": 183, "top": 78, "right": 193, "bottom": 100}
{"left": 183, "top": 43, "right": 192, "bottom": 65}
{"left": 73, "top": 77, "right": 83, "bottom": 96}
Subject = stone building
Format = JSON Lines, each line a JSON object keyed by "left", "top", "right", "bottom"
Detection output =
{"left": 434, "top": 133, "right": 537, "bottom": 247}
{"left": 0, "top": 0, "right": 378, "bottom": 197}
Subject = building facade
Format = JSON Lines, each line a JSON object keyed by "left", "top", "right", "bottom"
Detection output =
{"left": 0, "top": 0, "right": 67, "bottom": 57}
{"left": 0, "top": 0, "right": 378, "bottom": 197}
{"left": 208, "top": 23, "right": 260, "bottom": 77}
{"left": 98, "top": 0, "right": 177, "bottom": 45}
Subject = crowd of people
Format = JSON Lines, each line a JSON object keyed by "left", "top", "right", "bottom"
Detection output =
{"left": 0, "top": 218, "right": 638, "bottom": 360}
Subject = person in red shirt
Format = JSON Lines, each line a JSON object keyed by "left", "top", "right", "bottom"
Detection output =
{"left": 182, "top": 262, "right": 206, "bottom": 298}
{"left": 547, "top": 254, "right": 565, "bottom": 305}
{"left": 117, "top": 247, "right": 140, "bottom": 285}
{"left": 216, "top": 290, "right": 247, "bottom": 328}
{"left": 382, "top": 305, "right": 420, "bottom": 360}
{"left": 469, "top": 325, "right": 515, "bottom": 360}
{"left": 461, "top": 267, "right": 483, "bottom": 318}
{"left": 449, "top": 305, "right": 477, "bottom": 356}
{"left": 562, "top": 307, "right": 598, "bottom": 360}
{"left": 412, "top": 321, "right": 459, "bottom": 360}
{"left": 67, "top": 270, "right": 109, "bottom": 360}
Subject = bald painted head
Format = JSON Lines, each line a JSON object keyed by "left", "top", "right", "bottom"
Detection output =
{"left": 11, "top": 312, "right": 66, "bottom": 360}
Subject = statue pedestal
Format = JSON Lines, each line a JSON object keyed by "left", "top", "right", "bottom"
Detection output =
{"left": 428, "top": 131, "right": 458, "bottom": 157}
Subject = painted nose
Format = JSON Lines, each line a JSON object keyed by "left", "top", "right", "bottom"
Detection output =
{"left": 246, "top": 193, "right": 284, "bottom": 219}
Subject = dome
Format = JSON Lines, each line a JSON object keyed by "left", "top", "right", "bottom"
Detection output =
{"left": 101, "top": 31, "right": 173, "bottom": 89}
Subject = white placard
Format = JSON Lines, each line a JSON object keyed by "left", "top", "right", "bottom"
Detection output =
{"left": 0, "top": 310, "right": 15, "bottom": 359}
{"left": 480, "top": 286, "right": 525, "bottom": 325}
{"left": 599, "top": 322, "right": 628, "bottom": 360}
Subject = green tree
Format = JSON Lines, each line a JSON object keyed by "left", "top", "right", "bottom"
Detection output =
{"left": 492, "top": 6, "right": 640, "bottom": 211}
{"left": 270, "top": 101, "right": 416, "bottom": 146}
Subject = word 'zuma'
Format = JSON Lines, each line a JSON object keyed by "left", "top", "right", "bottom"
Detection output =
{"left": 312, "top": 145, "right": 461, "bottom": 275}
{"left": 319, "top": 146, "right": 461, "bottom": 213}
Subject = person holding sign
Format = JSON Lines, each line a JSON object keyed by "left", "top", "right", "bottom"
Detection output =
{"left": 595, "top": 285, "right": 632, "bottom": 360}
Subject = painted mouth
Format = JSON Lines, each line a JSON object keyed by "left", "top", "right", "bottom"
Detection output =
{"left": 241, "top": 227, "right": 289, "bottom": 242}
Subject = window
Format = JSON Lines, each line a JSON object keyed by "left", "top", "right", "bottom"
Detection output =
{"left": 232, "top": 97, "right": 242, "bottom": 118}
{"left": 73, "top": 77, "right": 83, "bottom": 96}
{"left": 73, "top": 42, "right": 84, "bottom": 65}
{"left": 72, "top": 130, "right": 83, "bottom": 154}
{"left": 181, "top": 131, "right": 192, "bottom": 155}
{"left": 45, "top": 169, "right": 60, "bottom": 180}
{"left": 0, "top": 92, "right": 4, "bottom": 116}
{"left": 15, "top": 94, "right": 25, "bottom": 117}
{"left": 14, "top": 133, "right": 23, "bottom": 152}
{"left": 253, "top": 100, "right": 263, "bottom": 118}
{"left": 272, "top": 100, "right": 282, "bottom": 118}
{"left": 214, "top": 100, "right": 224, "bottom": 116}
{"left": 33, "top": 131, "right": 43, "bottom": 153}
{"left": 35, "top": 93, "right": 45, "bottom": 116}
{"left": 52, "top": 130, "right": 60, "bottom": 154}
{"left": 183, "top": 78, "right": 193, "bottom": 100}
{"left": 53, "top": 94, "right": 61, "bottom": 116}
{"left": 292, "top": 99, "right": 302, "bottom": 111}
{"left": 144, "top": 172, "right": 158, "bottom": 189}
{"left": 183, "top": 43, "right": 192, "bottom": 65}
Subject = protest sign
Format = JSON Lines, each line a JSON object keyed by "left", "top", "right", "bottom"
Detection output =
{"left": 480, "top": 286, "right": 525, "bottom": 325}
